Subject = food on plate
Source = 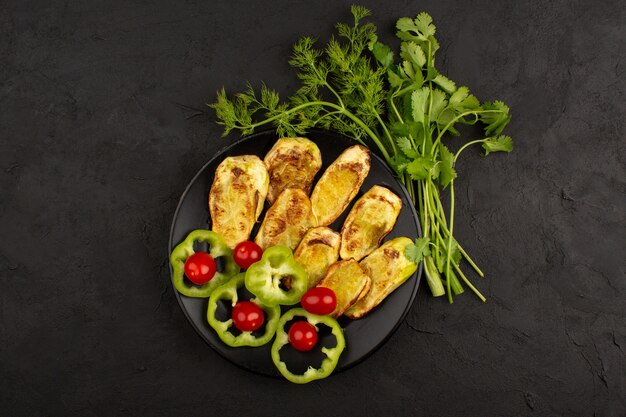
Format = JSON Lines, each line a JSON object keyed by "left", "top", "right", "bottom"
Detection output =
{"left": 301, "top": 286, "right": 337, "bottom": 316}
{"left": 207, "top": 273, "right": 280, "bottom": 347}
{"left": 233, "top": 240, "right": 263, "bottom": 270}
{"left": 209, "top": 155, "right": 269, "bottom": 248}
{"left": 263, "top": 137, "right": 322, "bottom": 204}
{"left": 340, "top": 185, "right": 402, "bottom": 261}
{"left": 254, "top": 188, "right": 317, "bottom": 250}
{"left": 345, "top": 238, "right": 418, "bottom": 319}
{"left": 170, "top": 229, "right": 239, "bottom": 298}
{"left": 232, "top": 301, "right": 265, "bottom": 332}
{"left": 271, "top": 308, "right": 345, "bottom": 384}
{"left": 293, "top": 226, "right": 341, "bottom": 288}
{"left": 212, "top": 6, "right": 515, "bottom": 303}
{"left": 244, "top": 245, "right": 308, "bottom": 306}
{"left": 309, "top": 145, "right": 371, "bottom": 226}
{"left": 316, "top": 259, "right": 372, "bottom": 318}
{"left": 288, "top": 321, "right": 318, "bottom": 352}
{"left": 183, "top": 252, "right": 217, "bottom": 285}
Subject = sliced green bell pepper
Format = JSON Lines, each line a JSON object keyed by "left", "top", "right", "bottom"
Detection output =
{"left": 271, "top": 308, "right": 346, "bottom": 384}
{"left": 170, "top": 229, "right": 239, "bottom": 298}
{"left": 207, "top": 273, "right": 281, "bottom": 347}
{"left": 245, "top": 246, "right": 308, "bottom": 306}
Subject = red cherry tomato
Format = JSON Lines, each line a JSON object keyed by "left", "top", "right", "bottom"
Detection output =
{"left": 233, "top": 241, "right": 263, "bottom": 270}
{"left": 288, "top": 321, "right": 318, "bottom": 352}
{"left": 232, "top": 301, "right": 264, "bottom": 332}
{"left": 301, "top": 287, "right": 337, "bottom": 316}
{"left": 184, "top": 252, "right": 217, "bottom": 285}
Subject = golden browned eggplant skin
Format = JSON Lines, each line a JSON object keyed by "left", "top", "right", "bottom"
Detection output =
{"left": 345, "top": 237, "right": 417, "bottom": 319}
{"left": 340, "top": 185, "right": 402, "bottom": 261}
{"left": 263, "top": 137, "right": 322, "bottom": 204}
{"left": 294, "top": 226, "right": 341, "bottom": 289}
{"left": 310, "top": 145, "right": 371, "bottom": 226}
{"left": 316, "top": 259, "right": 371, "bottom": 318}
{"left": 254, "top": 188, "right": 317, "bottom": 250}
{"left": 209, "top": 155, "right": 269, "bottom": 248}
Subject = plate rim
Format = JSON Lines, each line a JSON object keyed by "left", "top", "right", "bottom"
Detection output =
{"left": 168, "top": 128, "right": 423, "bottom": 378}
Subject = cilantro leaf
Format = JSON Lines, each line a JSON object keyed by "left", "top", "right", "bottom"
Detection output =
{"left": 459, "top": 94, "right": 481, "bottom": 112}
{"left": 482, "top": 135, "right": 513, "bottom": 155}
{"left": 396, "top": 136, "right": 418, "bottom": 158}
{"left": 432, "top": 74, "right": 456, "bottom": 94}
{"left": 405, "top": 237, "right": 431, "bottom": 263}
{"left": 426, "top": 65, "right": 439, "bottom": 81}
{"left": 406, "top": 156, "right": 435, "bottom": 180}
{"left": 389, "top": 154, "right": 410, "bottom": 175}
{"left": 396, "top": 17, "right": 420, "bottom": 36}
{"left": 481, "top": 100, "right": 511, "bottom": 135}
{"left": 387, "top": 69, "right": 404, "bottom": 88}
{"left": 449, "top": 86, "right": 469, "bottom": 105}
{"left": 402, "top": 59, "right": 416, "bottom": 79}
{"left": 413, "top": 12, "right": 436, "bottom": 37}
{"left": 438, "top": 144, "right": 457, "bottom": 187}
{"left": 411, "top": 86, "right": 430, "bottom": 124}
{"left": 429, "top": 89, "right": 448, "bottom": 122}
{"left": 400, "top": 42, "right": 426, "bottom": 68}
{"left": 369, "top": 38, "right": 395, "bottom": 69}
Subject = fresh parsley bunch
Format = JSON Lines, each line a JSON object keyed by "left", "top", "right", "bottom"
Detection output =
{"left": 211, "top": 6, "right": 513, "bottom": 303}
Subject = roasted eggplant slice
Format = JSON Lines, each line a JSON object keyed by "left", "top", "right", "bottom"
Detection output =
{"left": 209, "top": 155, "right": 269, "bottom": 248}
{"left": 294, "top": 226, "right": 341, "bottom": 289}
{"left": 344, "top": 237, "right": 418, "bottom": 319}
{"left": 340, "top": 185, "right": 402, "bottom": 261}
{"left": 316, "top": 259, "right": 371, "bottom": 318}
{"left": 310, "top": 145, "right": 371, "bottom": 226}
{"left": 264, "top": 137, "right": 322, "bottom": 204}
{"left": 254, "top": 188, "right": 317, "bottom": 250}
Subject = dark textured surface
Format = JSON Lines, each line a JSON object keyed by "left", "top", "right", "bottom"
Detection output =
{"left": 1, "top": 0, "right": 624, "bottom": 416}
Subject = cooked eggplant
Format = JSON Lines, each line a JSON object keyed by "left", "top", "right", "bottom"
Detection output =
{"left": 344, "top": 237, "right": 418, "bottom": 319}
{"left": 263, "top": 137, "right": 322, "bottom": 204}
{"left": 254, "top": 188, "right": 317, "bottom": 250}
{"left": 310, "top": 145, "right": 371, "bottom": 226}
{"left": 209, "top": 155, "right": 269, "bottom": 248}
{"left": 294, "top": 226, "right": 341, "bottom": 289}
{"left": 316, "top": 259, "right": 371, "bottom": 318}
{"left": 340, "top": 185, "right": 402, "bottom": 261}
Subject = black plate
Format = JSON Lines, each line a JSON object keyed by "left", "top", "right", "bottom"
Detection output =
{"left": 168, "top": 129, "right": 423, "bottom": 377}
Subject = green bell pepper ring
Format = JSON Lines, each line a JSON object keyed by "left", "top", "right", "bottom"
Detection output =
{"left": 170, "top": 229, "right": 239, "bottom": 298}
{"left": 245, "top": 246, "right": 308, "bottom": 306}
{"left": 271, "top": 308, "right": 346, "bottom": 384}
{"left": 207, "top": 273, "right": 281, "bottom": 347}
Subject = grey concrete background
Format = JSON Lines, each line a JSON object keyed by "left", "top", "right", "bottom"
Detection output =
{"left": 1, "top": 0, "right": 624, "bottom": 416}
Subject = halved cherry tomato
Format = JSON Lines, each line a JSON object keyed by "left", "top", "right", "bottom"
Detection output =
{"left": 184, "top": 252, "right": 217, "bottom": 285}
{"left": 301, "top": 287, "right": 337, "bottom": 316}
{"left": 233, "top": 241, "right": 263, "bottom": 270}
{"left": 232, "top": 301, "right": 264, "bottom": 332}
{"left": 288, "top": 321, "right": 318, "bottom": 352}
